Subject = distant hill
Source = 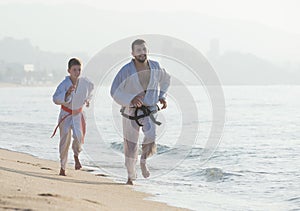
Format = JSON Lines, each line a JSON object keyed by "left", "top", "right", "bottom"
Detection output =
{"left": 211, "top": 51, "right": 300, "bottom": 85}
{"left": 0, "top": 37, "right": 88, "bottom": 83}
{"left": 0, "top": 37, "right": 299, "bottom": 85}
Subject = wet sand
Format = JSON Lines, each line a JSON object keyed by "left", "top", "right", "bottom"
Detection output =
{"left": 0, "top": 148, "right": 187, "bottom": 211}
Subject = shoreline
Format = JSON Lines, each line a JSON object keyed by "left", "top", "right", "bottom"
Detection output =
{"left": 1, "top": 82, "right": 300, "bottom": 88}
{"left": 0, "top": 82, "right": 56, "bottom": 88}
{"left": 0, "top": 148, "right": 187, "bottom": 211}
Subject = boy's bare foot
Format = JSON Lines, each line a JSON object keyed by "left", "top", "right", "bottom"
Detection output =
{"left": 140, "top": 162, "right": 150, "bottom": 178}
{"left": 59, "top": 168, "right": 66, "bottom": 176}
{"left": 74, "top": 155, "right": 82, "bottom": 170}
{"left": 126, "top": 178, "right": 133, "bottom": 185}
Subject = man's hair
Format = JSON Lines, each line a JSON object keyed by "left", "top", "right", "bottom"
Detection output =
{"left": 68, "top": 58, "right": 81, "bottom": 69}
{"left": 131, "top": 39, "right": 146, "bottom": 51}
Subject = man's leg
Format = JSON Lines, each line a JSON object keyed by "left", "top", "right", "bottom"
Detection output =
{"left": 141, "top": 116, "right": 157, "bottom": 178}
{"left": 124, "top": 139, "right": 138, "bottom": 184}
{"left": 123, "top": 115, "right": 139, "bottom": 185}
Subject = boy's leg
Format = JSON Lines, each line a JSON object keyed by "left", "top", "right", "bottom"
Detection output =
{"left": 123, "top": 116, "right": 139, "bottom": 185}
{"left": 141, "top": 116, "right": 157, "bottom": 178}
{"left": 59, "top": 127, "right": 72, "bottom": 176}
{"left": 72, "top": 140, "right": 82, "bottom": 170}
{"left": 72, "top": 116, "right": 83, "bottom": 170}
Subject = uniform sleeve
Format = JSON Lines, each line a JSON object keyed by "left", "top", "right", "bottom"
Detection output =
{"left": 159, "top": 68, "right": 171, "bottom": 100}
{"left": 85, "top": 81, "right": 94, "bottom": 103}
{"left": 52, "top": 82, "right": 72, "bottom": 105}
{"left": 110, "top": 68, "right": 136, "bottom": 106}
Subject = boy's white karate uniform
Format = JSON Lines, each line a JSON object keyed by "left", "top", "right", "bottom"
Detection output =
{"left": 110, "top": 59, "right": 170, "bottom": 180}
{"left": 53, "top": 76, "right": 94, "bottom": 170}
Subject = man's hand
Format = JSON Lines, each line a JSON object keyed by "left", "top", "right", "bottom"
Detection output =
{"left": 131, "top": 95, "right": 144, "bottom": 107}
{"left": 159, "top": 98, "right": 167, "bottom": 109}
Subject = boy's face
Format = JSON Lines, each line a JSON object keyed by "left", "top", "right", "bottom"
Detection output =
{"left": 68, "top": 65, "right": 81, "bottom": 79}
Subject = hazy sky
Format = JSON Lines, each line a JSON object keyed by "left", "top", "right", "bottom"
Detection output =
{"left": 1, "top": 0, "right": 299, "bottom": 34}
{"left": 0, "top": 0, "right": 299, "bottom": 63}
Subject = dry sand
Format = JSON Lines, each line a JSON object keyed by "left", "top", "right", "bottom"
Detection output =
{"left": 0, "top": 149, "right": 187, "bottom": 211}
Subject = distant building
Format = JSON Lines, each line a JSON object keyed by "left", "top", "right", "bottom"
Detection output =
{"left": 207, "top": 38, "right": 220, "bottom": 62}
{"left": 22, "top": 64, "right": 35, "bottom": 85}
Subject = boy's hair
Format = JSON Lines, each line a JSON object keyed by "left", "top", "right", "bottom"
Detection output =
{"left": 131, "top": 39, "right": 146, "bottom": 51}
{"left": 68, "top": 58, "right": 81, "bottom": 69}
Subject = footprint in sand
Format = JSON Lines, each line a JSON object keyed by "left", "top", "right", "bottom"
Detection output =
{"left": 81, "top": 169, "right": 94, "bottom": 172}
{"left": 82, "top": 199, "right": 101, "bottom": 205}
{"left": 95, "top": 174, "right": 109, "bottom": 177}
{"left": 38, "top": 193, "right": 59, "bottom": 197}
{"left": 17, "top": 161, "right": 40, "bottom": 167}
{"left": 40, "top": 167, "right": 52, "bottom": 170}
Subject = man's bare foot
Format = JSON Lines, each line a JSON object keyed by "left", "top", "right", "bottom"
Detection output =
{"left": 74, "top": 155, "right": 82, "bottom": 170}
{"left": 59, "top": 168, "right": 66, "bottom": 176}
{"left": 126, "top": 178, "right": 133, "bottom": 185}
{"left": 140, "top": 162, "right": 150, "bottom": 178}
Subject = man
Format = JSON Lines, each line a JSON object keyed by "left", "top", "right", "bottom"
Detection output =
{"left": 110, "top": 39, "right": 171, "bottom": 185}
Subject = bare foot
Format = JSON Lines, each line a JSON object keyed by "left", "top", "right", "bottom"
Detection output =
{"left": 59, "top": 168, "right": 66, "bottom": 176}
{"left": 126, "top": 178, "right": 133, "bottom": 185}
{"left": 140, "top": 162, "right": 150, "bottom": 178}
{"left": 74, "top": 155, "right": 82, "bottom": 170}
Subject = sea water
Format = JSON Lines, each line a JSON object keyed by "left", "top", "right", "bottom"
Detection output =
{"left": 0, "top": 86, "right": 299, "bottom": 211}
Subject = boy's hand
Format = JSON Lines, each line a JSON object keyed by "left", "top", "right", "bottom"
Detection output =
{"left": 66, "top": 85, "right": 76, "bottom": 97}
{"left": 159, "top": 98, "right": 167, "bottom": 109}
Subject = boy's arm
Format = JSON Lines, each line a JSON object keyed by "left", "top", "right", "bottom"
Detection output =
{"left": 85, "top": 80, "right": 94, "bottom": 107}
{"left": 52, "top": 83, "right": 72, "bottom": 105}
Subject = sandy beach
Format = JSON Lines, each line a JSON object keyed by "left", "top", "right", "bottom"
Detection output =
{"left": 0, "top": 149, "right": 187, "bottom": 211}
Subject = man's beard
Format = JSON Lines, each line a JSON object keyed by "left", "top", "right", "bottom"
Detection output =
{"left": 135, "top": 54, "right": 147, "bottom": 63}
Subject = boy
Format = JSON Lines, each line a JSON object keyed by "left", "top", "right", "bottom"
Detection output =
{"left": 52, "top": 58, "right": 94, "bottom": 176}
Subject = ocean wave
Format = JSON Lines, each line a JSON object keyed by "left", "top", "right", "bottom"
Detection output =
{"left": 287, "top": 197, "right": 300, "bottom": 202}
{"left": 186, "top": 168, "right": 242, "bottom": 182}
{"left": 110, "top": 141, "right": 173, "bottom": 154}
{"left": 110, "top": 142, "right": 212, "bottom": 159}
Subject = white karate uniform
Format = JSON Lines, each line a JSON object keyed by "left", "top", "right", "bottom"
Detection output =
{"left": 111, "top": 59, "right": 170, "bottom": 179}
{"left": 53, "top": 76, "right": 94, "bottom": 170}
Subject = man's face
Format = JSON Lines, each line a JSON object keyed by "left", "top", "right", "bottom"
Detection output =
{"left": 132, "top": 43, "right": 148, "bottom": 63}
{"left": 68, "top": 65, "right": 81, "bottom": 79}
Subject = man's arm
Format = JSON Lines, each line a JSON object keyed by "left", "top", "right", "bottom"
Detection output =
{"left": 159, "top": 67, "right": 171, "bottom": 94}
{"left": 158, "top": 68, "right": 171, "bottom": 109}
{"left": 110, "top": 68, "right": 136, "bottom": 106}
